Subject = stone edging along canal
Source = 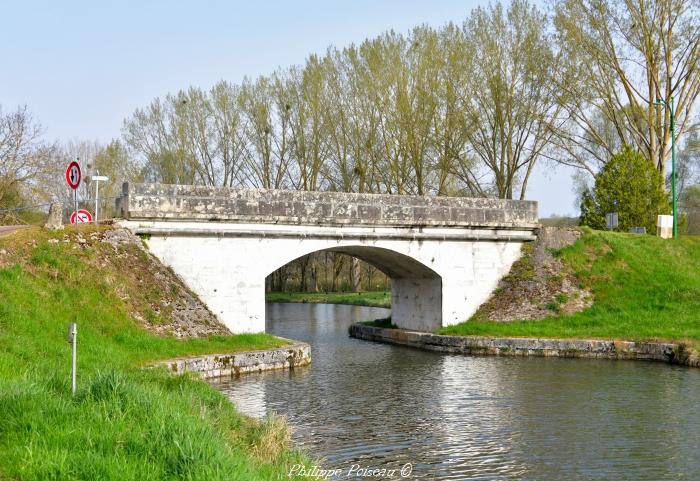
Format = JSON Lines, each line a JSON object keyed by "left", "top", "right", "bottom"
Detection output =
{"left": 154, "top": 341, "right": 311, "bottom": 379}
{"left": 349, "top": 324, "right": 700, "bottom": 368}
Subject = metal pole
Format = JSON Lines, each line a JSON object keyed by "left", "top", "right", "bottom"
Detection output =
{"left": 95, "top": 178, "right": 99, "bottom": 223}
{"left": 74, "top": 158, "right": 79, "bottom": 224}
{"left": 670, "top": 96, "right": 677, "bottom": 238}
{"left": 71, "top": 324, "right": 77, "bottom": 395}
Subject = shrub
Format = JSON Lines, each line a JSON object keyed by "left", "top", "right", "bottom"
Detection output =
{"left": 580, "top": 145, "right": 669, "bottom": 233}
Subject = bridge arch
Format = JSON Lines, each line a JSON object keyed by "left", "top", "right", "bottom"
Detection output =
{"left": 266, "top": 245, "right": 442, "bottom": 280}
{"left": 266, "top": 245, "right": 444, "bottom": 331}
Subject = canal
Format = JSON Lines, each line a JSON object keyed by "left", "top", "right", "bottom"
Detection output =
{"left": 211, "top": 303, "right": 700, "bottom": 480}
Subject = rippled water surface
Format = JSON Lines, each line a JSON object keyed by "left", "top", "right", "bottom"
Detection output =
{"left": 212, "top": 303, "right": 700, "bottom": 480}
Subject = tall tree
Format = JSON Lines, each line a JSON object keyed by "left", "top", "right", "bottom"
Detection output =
{"left": 287, "top": 57, "right": 330, "bottom": 191}
{"left": 459, "top": 0, "right": 563, "bottom": 199}
{"left": 122, "top": 97, "right": 198, "bottom": 185}
{"left": 238, "top": 76, "right": 292, "bottom": 189}
{"left": 432, "top": 23, "right": 473, "bottom": 196}
{"left": 553, "top": 0, "right": 700, "bottom": 176}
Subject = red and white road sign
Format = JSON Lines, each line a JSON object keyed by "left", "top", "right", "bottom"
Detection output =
{"left": 70, "top": 209, "right": 93, "bottom": 224}
{"left": 65, "top": 161, "right": 82, "bottom": 190}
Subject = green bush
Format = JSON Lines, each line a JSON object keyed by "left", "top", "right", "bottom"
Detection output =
{"left": 580, "top": 145, "right": 669, "bottom": 233}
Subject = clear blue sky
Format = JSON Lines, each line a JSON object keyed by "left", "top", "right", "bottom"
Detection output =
{"left": 0, "top": 0, "right": 577, "bottom": 216}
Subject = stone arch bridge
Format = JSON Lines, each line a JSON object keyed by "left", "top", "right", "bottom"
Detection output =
{"left": 117, "top": 183, "right": 538, "bottom": 334}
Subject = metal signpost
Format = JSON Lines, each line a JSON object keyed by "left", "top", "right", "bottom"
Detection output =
{"left": 67, "top": 323, "right": 77, "bottom": 395}
{"left": 91, "top": 174, "right": 109, "bottom": 223}
{"left": 65, "top": 160, "right": 82, "bottom": 222}
{"left": 64, "top": 162, "right": 82, "bottom": 395}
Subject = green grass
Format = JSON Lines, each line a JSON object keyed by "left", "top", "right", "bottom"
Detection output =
{"left": 439, "top": 230, "right": 700, "bottom": 350}
{"left": 266, "top": 291, "right": 391, "bottom": 308}
{"left": 0, "top": 227, "right": 309, "bottom": 481}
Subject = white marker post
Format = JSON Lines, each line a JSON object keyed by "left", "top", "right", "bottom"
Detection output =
{"left": 67, "top": 323, "right": 77, "bottom": 395}
{"left": 91, "top": 174, "right": 109, "bottom": 223}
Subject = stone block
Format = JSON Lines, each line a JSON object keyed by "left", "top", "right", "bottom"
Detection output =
{"left": 119, "top": 182, "right": 539, "bottom": 228}
{"left": 44, "top": 203, "right": 64, "bottom": 230}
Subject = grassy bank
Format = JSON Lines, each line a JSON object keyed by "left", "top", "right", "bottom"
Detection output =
{"left": 439, "top": 230, "right": 700, "bottom": 350}
{"left": 0, "top": 227, "right": 308, "bottom": 481}
{"left": 266, "top": 291, "right": 391, "bottom": 309}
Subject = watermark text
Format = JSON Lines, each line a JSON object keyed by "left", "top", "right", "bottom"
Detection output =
{"left": 288, "top": 462, "right": 413, "bottom": 479}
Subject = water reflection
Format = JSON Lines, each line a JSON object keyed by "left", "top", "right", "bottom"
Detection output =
{"left": 213, "top": 303, "right": 700, "bottom": 480}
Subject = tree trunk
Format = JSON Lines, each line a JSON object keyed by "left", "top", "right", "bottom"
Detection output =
{"left": 352, "top": 257, "right": 362, "bottom": 292}
{"left": 299, "top": 256, "right": 308, "bottom": 292}
{"left": 331, "top": 253, "right": 344, "bottom": 292}
{"left": 309, "top": 256, "right": 318, "bottom": 293}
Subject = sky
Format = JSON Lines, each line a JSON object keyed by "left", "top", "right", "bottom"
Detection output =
{"left": 0, "top": 0, "right": 578, "bottom": 217}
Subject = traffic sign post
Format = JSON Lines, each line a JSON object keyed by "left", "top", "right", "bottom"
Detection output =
{"left": 65, "top": 161, "right": 82, "bottom": 225}
{"left": 70, "top": 209, "right": 93, "bottom": 224}
{"left": 65, "top": 161, "right": 81, "bottom": 189}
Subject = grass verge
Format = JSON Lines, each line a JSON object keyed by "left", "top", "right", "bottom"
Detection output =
{"left": 0, "top": 226, "right": 309, "bottom": 480}
{"left": 266, "top": 291, "right": 391, "bottom": 309}
{"left": 438, "top": 230, "right": 700, "bottom": 352}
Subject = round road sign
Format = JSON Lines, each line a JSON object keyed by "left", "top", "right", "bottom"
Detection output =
{"left": 70, "top": 209, "right": 93, "bottom": 224}
{"left": 65, "top": 161, "right": 82, "bottom": 190}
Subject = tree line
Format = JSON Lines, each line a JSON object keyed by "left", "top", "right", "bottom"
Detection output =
{"left": 118, "top": 0, "right": 699, "bottom": 200}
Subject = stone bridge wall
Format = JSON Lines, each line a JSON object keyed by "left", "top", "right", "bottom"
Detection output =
{"left": 117, "top": 183, "right": 538, "bottom": 229}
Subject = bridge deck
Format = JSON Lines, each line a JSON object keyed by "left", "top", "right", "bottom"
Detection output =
{"left": 118, "top": 183, "right": 538, "bottom": 230}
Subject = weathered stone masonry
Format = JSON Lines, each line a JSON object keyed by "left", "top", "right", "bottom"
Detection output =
{"left": 156, "top": 342, "right": 311, "bottom": 379}
{"left": 118, "top": 183, "right": 539, "bottom": 334}
{"left": 349, "top": 324, "right": 700, "bottom": 367}
{"left": 117, "top": 182, "right": 538, "bottom": 229}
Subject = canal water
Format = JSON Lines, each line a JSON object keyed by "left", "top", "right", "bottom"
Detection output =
{"left": 211, "top": 303, "right": 700, "bottom": 480}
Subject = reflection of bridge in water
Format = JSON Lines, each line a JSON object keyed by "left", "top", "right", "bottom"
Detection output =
{"left": 117, "top": 183, "right": 538, "bottom": 333}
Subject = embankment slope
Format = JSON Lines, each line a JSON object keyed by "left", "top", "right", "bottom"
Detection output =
{"left": 0, "top": 226, "right": 309, "bottom": 481}
{"left": 441, "top": 229, "right": 700, "bottom": 354}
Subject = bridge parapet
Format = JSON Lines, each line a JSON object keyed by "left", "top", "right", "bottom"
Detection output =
{"left": 118, "top": 183, "right": 538, "bottom": 229}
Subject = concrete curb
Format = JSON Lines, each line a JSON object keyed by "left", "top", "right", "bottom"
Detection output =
{"left": 155, "top": 341, "right": 311, "bottom": 379}
{"left": 349, "top": 324, "right": 700, "bottom": 367}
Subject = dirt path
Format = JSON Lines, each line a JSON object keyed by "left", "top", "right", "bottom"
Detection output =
{"left": 0, "top": 225, "right": 30, "bottom": 237}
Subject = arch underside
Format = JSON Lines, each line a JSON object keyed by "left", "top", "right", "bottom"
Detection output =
{"left": 266, "top": 245, "right": 441, "bottom": 280}
{"left": 267, "top": 245, "right": 443, "bottom": 332}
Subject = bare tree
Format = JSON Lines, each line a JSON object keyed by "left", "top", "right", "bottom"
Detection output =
{"left": 553, "top": 0, "right": 700, "bottom": 177}
{"left": 237, "top": 76, "right": 293, "bottom": 189}
{"left": 0, "top": 105, "right": 59, "bottom": 208}
{"left": 122, "top": 97, "right": 198, "bottom": 185}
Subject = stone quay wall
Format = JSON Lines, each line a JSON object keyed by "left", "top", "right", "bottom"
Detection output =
{"left": 117, "top": 182, "right": 538, "bottom": 229}
{"left": 155, "top": 341, "right": 311, "bottom": 379}
{"left": 349, "top": 324, "right": 700, "bottom": 367}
